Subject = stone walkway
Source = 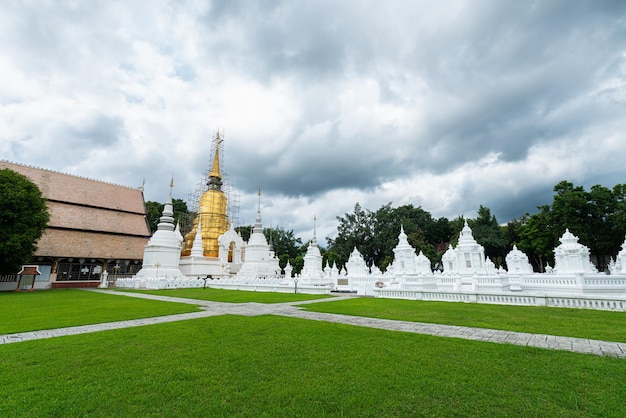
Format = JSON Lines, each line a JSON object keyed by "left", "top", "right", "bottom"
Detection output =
{"left": 2, "top": 289, "right": 625, "bottom": 358}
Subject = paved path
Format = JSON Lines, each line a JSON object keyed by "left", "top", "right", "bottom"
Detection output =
{"left": 2, "top": 289, "right": 625, "bottom": 358}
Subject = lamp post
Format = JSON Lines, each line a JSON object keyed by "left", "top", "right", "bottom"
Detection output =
{"left": 155, "top": 262, "right": 161, "bottom": 279}
{"left": 113, "top": 264, "right": 120, "bottom": 282}
{"left": 294, "top": 276, "right": 299, "bottom": 294}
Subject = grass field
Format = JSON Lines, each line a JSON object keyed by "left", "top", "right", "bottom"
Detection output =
{"left": 0, "top": 289, "right": 201, "bottom": 334}
{"left": 302, "top": 297, "right": 626, "bottom": 343}
{"left": 121, "top": 287, "right": 333, "bottom": 303}
{"left": 1, "top": 315, "right": 625, "bottom": 417}
{"left": 1, "top": 289, "right": 625, "bottom": 416}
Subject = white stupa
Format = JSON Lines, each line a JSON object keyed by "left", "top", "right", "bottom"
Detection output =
{"left": 442, "top": 220, "right": 488, "bottom": 276}
{"left": 505, "top": 245, "right": 534, "bottom": 274}
{"left": 237, "top": 190, "right": 281, "bottom": 278}
{"left": 345, "top": 247, "right": 369, "bottom": 276}
{"left": 300, "top": 215, "right": 328, "bottom": 283}
{"left": 133, "top": 180, "right": 186, "bottom": 282}
{"left": 553, "top": 229, "right": 597, "bottom": 274}
{"left": 388, "top": 225, "right": 432, "bottom": 275}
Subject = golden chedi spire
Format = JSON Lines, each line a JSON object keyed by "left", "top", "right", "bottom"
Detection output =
{"left": 209, "top": 132, "right": 221, "bottom": 180}
{"left": 181, "top": 132, "right": 230, "bottom": 258}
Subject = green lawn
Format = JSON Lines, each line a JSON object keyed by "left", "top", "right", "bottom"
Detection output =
{"left": 120, "top": 287, "right": 333, "bottom": 303}
{"left": 1, "top": 315, "right": 624, "bottom": 417}
{"left": 0, "top": 289, "right": 201, "bottom": 335}
{"left": 302, "top": 297, "right": 626, "bottom": 342}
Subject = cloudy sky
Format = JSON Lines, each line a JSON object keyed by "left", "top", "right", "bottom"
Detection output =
{"left": 2, "top": 0, "right": 625, "bottom": 242}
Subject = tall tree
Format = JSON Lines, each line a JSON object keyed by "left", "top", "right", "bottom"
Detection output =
{"left": 326, "top": 203, "right": 374, "bottom": 269}
{"left": 468, "top": 206, "right": 508, "bottom": 266}
{"left": 502, "top": 214, "right": 528, "bottom": 250}
{"left": 265, "top": 226, "right": 302, "bottom": 260}
{"left": 145, "top": 201, "right": 162, "bottom": 234}
{"left": 550, "top": 181, "right": 588, "bottom": 241}
{"left": 0, "top": 169, "right": 50, "bottom": 274}
{"left": 518, "top": 205, "right": 557, "bottom": 272}
{"left": 586, "top": 184, "right": 621, "bottom": 268}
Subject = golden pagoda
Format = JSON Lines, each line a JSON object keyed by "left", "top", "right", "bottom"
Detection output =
{"left": 181, "top": 133, "right": 230, "bottom": 257}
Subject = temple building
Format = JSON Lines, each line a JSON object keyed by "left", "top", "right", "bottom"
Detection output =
{"left": 0, "top": 160, "right": 149, "bottom": 291}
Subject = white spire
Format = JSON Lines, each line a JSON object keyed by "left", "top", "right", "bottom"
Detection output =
{"left": 191, "top": 217, "right": 204, "bottom": 257}
{"left": 253, "top": 187, "right": 263, "bottom": 233}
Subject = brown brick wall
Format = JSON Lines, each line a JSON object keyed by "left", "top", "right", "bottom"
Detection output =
{"left": 49, "top": 201, "right": 148, "bottom": 235}
{"left": 36, "top": 229, "right": 148, "bottom": 259}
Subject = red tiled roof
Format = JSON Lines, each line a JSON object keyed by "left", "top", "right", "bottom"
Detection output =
{"left": 0, "top": 161, "right": 145, "bottom": 213}
{"left": 2, "top": 161, "right": 150, "bottom": 260}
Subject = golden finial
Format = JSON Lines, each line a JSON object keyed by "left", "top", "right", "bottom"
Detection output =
{"left": 209, "top": 132, "right": 221, "bottom": 179}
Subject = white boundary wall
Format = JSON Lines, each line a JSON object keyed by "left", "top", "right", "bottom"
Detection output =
{"left": 373, "top": 288, "right": 626, "bottom": 311}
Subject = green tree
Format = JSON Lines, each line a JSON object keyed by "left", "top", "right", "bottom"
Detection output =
{"left": 372, "top": 203, "right": 436, "bottom": 268}
{"left": 145, "top": 198, "right": 189, "bottom": 235}
{"left": 326, "top": 203, "right": 374, "bottom": 269}
{"left": 327, "top": 202, "right": 449, "bottom": 271}
{"left": 448, "top": 216, "right": 466, "bottom": 247}
{"left": 236, "top": 225, "right": 252, "bottom": 242}
{"left": 613, "top": 184, "right": 626, "bottom": 239}
{"left": 0, "top": 169, "right": 50, "bottom": 274}
{"left": 502, "top": 214, "right": 528, "bottom": 250}
{"left": 534, "top": 181, "right": 626, "bottom": 271}
{"left": 468, "top": 206, "right": 508, "bottom": 266}
{"left": 586, "top": 184, "right": 621, "bottom": 269}
{"left": 518, "top": 205, "right": 556, "bottom": 272}
{"left": 265, "top": 226, "right": 302, "bottom": 260}
{"left": 290, "top": 255, "right": 304, "bottom": 275}
{"left": 550, "top": 181, "right": 588, "bottom": 241}
{"left": 145, "top": 201, "right": 162, "bottom": 234}
{"left": 322, "top": 248, "right": 342, "bottom": 272}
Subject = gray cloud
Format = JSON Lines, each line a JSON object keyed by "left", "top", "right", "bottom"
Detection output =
{"left": 1, "top": 0, "right": 625, "bottom": 240}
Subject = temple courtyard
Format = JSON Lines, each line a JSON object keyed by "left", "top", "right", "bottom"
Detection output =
{"left": 1, "top": 288, "right": 624, "bottom": 416}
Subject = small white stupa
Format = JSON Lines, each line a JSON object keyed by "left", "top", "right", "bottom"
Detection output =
{"left": 300, "top": 215, "right": 328, "bottom": 283}
{"left": 133, "top": 179, "right": 186, "bottom": 282}
{"left": 237, "top": 189, "right": 280, "bottom": 278}
{"left": 505, "top": 245, "right": 534, "bottom": 274}
{"left": 414, "top": 251, "right": 433, "bottom": 275}
{"left": 553, "top": 229, "right": 597, "bottom": 274}
{"left": 442, "top": 220, "right": 488, "bottom": 276}
{"left": 388, "top": 226, "right": 433, "bottom": 276}
{"left": 389, "top": 226, "right": 415, "bottom": 275}
{"left": 345, "top": 247, "right": 369, "bottom": 276}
